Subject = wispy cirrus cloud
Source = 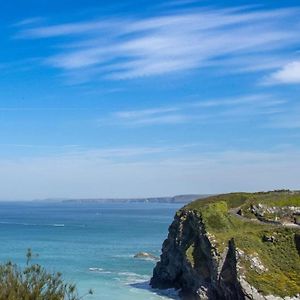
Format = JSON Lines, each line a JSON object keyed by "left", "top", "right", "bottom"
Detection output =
{"left": 114, "top": 107, "right": 186, "bottom": 125}
{"left": 108, "top": 94, "right": 286, "bottom": 126}
{"left": 267, "top": 105, "right": 300, "bottom": 129}
{"left": 114, "top": 107, "right": 180, "bottom": 119}
{"left": 12, "top": 17, "right": 45, "bottom": 27}
{"left": 16, "top": 20, "right": 121, "bottom": 39}
{"left": 14, "top": 6, "right": 300, "bottom": 82}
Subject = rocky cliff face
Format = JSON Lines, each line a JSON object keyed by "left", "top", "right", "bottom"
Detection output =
{"left": 150, "top": 208, "right": 300, "bottom": 300}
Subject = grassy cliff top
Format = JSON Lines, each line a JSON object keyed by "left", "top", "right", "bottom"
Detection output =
{"left": 185, "top": 190, "right": 300, "bottom": 211}
{"left": 182, "top": 190, "right": 300, "bottom": 297}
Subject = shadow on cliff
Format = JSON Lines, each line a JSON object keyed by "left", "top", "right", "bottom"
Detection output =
{"left": 218, "top": 239, "right": 245, "bottom": 300}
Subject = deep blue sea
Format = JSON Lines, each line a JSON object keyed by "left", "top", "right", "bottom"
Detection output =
{"left": 0, "top": 202, "right": 182, "bottom": 300}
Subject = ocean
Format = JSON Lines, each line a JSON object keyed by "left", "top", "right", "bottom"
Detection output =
{"left": 0, "top": 201, "right": 182, "bottom": 300}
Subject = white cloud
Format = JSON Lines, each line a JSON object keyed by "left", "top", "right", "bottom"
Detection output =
{"left": 14, "top": 7, "right": 300, "bottom": 81}
{"left": 266, "top": 61, "right": 300, "bottom": 85}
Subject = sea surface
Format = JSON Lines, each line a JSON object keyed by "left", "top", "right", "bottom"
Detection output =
{"left": 0, "top": 201, "right": 182, "bottom": 300}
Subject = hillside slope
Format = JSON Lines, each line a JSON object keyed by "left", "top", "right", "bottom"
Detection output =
{"left": 151, "top": 191, "right": 300, "bottom": 300}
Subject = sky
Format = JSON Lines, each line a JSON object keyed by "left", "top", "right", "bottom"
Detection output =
{"left": 0, "top": 0, "right": 300, "bottom": 200}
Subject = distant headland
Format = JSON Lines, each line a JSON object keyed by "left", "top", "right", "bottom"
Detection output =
{"left": 38, "top": 194, "right": 210, "bottom": 204}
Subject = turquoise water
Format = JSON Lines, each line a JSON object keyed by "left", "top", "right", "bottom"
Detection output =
{"left": 0, "top": 202, "right": 182, "bottom": 300}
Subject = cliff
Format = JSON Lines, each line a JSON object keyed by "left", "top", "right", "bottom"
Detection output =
{"left": 151, "top": 191, "right": 300, "bottom": 300}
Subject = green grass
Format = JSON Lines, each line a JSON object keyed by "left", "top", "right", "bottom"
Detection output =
{"left": 181, "top": 191, "right": 300, "bottom": 297}
{"left": 186, "top": 192, "right": 252, "bottom": 210}
{"left": 186, "top": 190, "right": 300, "bottom": 211}
{"left": 240, "top": 228, "right": 300, "bottom": 297}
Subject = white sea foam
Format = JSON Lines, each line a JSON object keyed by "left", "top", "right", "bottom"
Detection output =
{"left": 119, "top": 272, "right": 150, "bottom": 281}
{"left": 0, "top": 221, "right": 87, "bottom": 228}
{"left": 88, "top": 267, "right": 112, "bottom": 274}
{"left": 89, "top": 267, "right": 104, "bottom": 272}
{"left": 118, "top": 271, "right": 146, "bottom": 277}
{"left": 111, "top": 254, "right": 133, "bottom": 258}
{"left": 0, "top": 221, "right": 35, "bottom": 226}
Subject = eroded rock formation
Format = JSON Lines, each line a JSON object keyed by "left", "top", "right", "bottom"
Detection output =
{"left": 151, "top": 209, "right": 300, "bottom": 300}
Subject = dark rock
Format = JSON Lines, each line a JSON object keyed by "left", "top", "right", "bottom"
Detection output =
{"left": 150, "top": 210, "right": 247, "bottom": 299}
{"left": 262, "top": 235, "right": 276, "bottom": 243}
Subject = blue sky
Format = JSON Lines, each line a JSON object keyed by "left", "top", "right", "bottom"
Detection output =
{"left": 0, "top": 0, "right": 300, "bottom": 200}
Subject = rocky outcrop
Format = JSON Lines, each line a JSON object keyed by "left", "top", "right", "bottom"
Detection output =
{"left": 150, "top": 209, "right": 300, "bottom": 300}
{"left": 133, "top": 252, "right": 159, "bottom": 261}
{"left": 249, "top": 204, "right": 300, "bottom": 225}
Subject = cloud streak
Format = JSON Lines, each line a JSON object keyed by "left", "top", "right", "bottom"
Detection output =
{"left": 267, "top": 104, "right": 300, "bottom": 129}
{"left": 14, "top": 6, "right": 300, "bottom": 82}
{"left": 108, "top": 94, "right": 286, "bottom": 126}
